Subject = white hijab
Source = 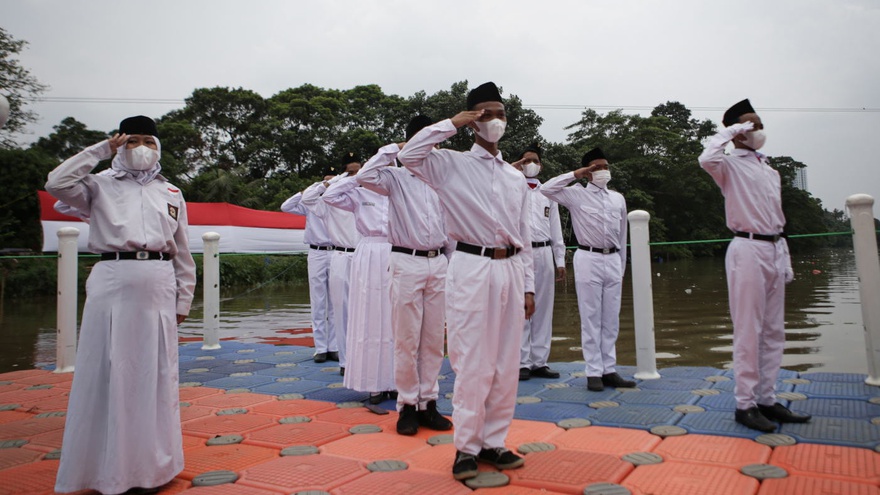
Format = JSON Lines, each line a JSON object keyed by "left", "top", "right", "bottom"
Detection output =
{"left": 111, "top": 136, "right": 163, "bottom": 185}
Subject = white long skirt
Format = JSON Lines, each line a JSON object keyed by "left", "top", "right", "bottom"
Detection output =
{"left": 55, "top": 260, "right": 183, "bottom": 494}
{"left": 343, "top": 237, "right": 395, "bottom": 392}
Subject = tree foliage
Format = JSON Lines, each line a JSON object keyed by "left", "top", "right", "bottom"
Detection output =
{"left": 0, "top": 27, "right": 49, "bottom": 148}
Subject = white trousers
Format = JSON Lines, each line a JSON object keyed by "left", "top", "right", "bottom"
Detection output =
{"left": 329, "top": 250, "right": 354, "bottom": 368}
{"left": 55, "top": 260, "right": 182, "bottom": 494}
{"left": 343, "top": 237, "right": 395, "bottom": 392}
{"left": 307, "top": 248, "right": 336, "bottom": 354}
{"left": 727, "top": 237, "right": 787, "bottom": 409}
{"left": 447, "top": 251, "right": 524, "bottom": 455}
{"left": 520, "top": 245, "right": 555, "bottom": 370}
{"left": 573, "top": 249, "right": 623, "bottom": 377}
{"left": 390, "top": 251, "right": 447, "bottom": 411}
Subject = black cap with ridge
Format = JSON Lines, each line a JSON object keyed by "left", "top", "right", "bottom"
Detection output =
{"left": 339, "top": 151, "right": 361, "bottom": 165}
{"left": 466, "top": 82, "right": 503, "bottom": 110}
{"left": 722, "top": 99, "right": 756, "bottom": 127}
{"left": 405, "top": 115, "right": 433, "bottom": 141}
{"left": 518, "top": 142, "right": 543, "bottom": 162}
{"left": 581, "top": 147, "right": 607, "bottom": 167}
{"left": 119, "top": 115, "right": 159, "bottom": 137}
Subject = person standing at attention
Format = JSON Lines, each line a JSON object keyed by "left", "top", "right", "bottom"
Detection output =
{"left": 398, "top": 82, "right": 534, "bottom": 481}
{"left": 510, "top": 143, "right": 565, "bottom": 381}
{"left": 541, "top": 148, "right": 635, "bottom": 392}
{"left": 699, "top": 98, "right": 810, "bottom": 432}
{"left": 356, "top": 115, "right": 453, "bottom": 435}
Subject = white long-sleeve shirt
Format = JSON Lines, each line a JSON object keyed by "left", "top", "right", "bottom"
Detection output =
{"left": 398, "top": 119, "right": 534, "bottom": 293}
{"left": 527, "top": 179, "right": 566, "bottom": 267}
{"left": 301, "top": 181, "right": 361, "bottom": 249}
{"left": 321, "top": 176, "right": 389, "bottom": 238}
{"left": 541, "top": 172, "right": 627, "bottom": 269}
{"left": 281, "top": 189, "right": 333, "bottom": 246}
{"left": 356, "top": 143, "right": 447, "bottom": 250}
{"left": 45, "top": 140, "right": 196, "bottom": 315}
{"left": 698, "top": 131, "right": 785, "bottom": 235}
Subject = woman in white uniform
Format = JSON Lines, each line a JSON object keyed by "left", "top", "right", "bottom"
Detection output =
{"left": 46, "top": 115, "right": 196, "bottom": 495}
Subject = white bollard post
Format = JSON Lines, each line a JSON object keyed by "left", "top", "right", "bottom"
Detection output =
{"left": 628, "top": 210, "right": 660, "bottom": 380}
{"left": 845, "top": 194, "right": 880, "bottom": 386}
{"left": 54, "top": 227, "right": 79, "bottom": 373}
{"left": 201, "top": 232, "right": 222, "bottom": 350}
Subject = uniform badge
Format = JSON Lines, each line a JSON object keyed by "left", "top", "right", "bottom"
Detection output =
{"left": 167, "top": 203, "right": 178, "bottom": 220}
{"left": 544, "top": 206, "right": 550, "bottom": 218}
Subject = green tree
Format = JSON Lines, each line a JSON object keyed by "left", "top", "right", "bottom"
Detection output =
{"left": 31, "top": 117, "right": 107, "bottom": 162}
{"left": 0, "top": 27, "right": 49, "bottom": 148}
{"left": 0, "top": 147, "right": 56, "bottom": 250}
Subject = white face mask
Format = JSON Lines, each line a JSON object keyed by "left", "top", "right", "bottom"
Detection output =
{"left": 741, "top": 130, "right": 767, "bottom": 150}
{"left": 473, "top": 118, "right": 506, "bottom": 143}
{"left": 124, "top": 145, "right": 160, "bottom": 171}
{"left": 522, "top": 162, "right": 541, "bottom": 178}
{"left": 591, "top": 169, "right": 612, "bottom": 188}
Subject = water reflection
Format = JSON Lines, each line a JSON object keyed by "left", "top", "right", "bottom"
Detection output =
{"left": 0, "top": 248, "right": 870, "bottom": 374}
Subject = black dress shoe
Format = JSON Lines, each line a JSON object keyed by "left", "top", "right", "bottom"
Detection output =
{"left": 477, "top": 447, "right": 525, "bottom": 470}
{"left": 327, "top": 351, "right": 339, "bottom": 362}
{"left": 397, "top": 404, "right": 419, "bottom": 435}
{"left": 735, "top": 407, "right": 777, "bottom": 432}
{"left": 368, "top": 392, "right": 384, "bottom": 405}
{"left": 758, "top": 403, "right": 812, "bottom": 423}
{"left": 530, "top": 366, "right": 560, "bottom": 379}
{"left": 602, "top": 372, "right": 636, "bottom": 388}
{"left": 587, "top": 376, "right": 604, "bottom": 391}
{"left": 313, "top": 352, "right": 328, "bottom": 363}
{"left": 519, "top": 367, "right": 531, "bottom": 381}
{"left": 418, "top": 400, "right": 452, "bottom": 430}
{"left": 452, "top": 451, "right": 478, "bottom": 480}
{"left": 385, "top": 391, "right": 398, "bottom": 401}
{"left": 339, "top": 367, "right": 345, "bottom": 376}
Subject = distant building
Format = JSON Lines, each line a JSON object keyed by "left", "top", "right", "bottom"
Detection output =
{"left": 792, "top": 167, "right": 808, "bottom": 192}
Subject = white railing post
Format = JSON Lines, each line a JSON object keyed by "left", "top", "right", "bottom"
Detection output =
{"left": 627, "top": 210, "right": 660, "bottom": 380}
{"left": 845, "top": 194, "right": 880, "bottom": 386}
{"left": 201, "top": 232, "right": 222, "bottom": 350}
{"left": 54, "top": 227, "right": 79, "bottom": 373}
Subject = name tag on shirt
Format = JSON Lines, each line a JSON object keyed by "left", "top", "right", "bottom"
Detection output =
{"left": 544, "top": 206, "right": 550, "bottom": 218}
{"left": 362, "top": 202, "right": 375, "bottom": 207}
{"left": 168, "top": 203, "right": 178, "bottom": 220}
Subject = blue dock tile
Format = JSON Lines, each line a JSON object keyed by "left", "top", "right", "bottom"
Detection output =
{"left": 203, "top": 375, "right": 277, "bottom": 390}
{"left": 789, "top": 397, "right": 880, "bottom": 419}
{"left": 178, "top": 355, "right": 197, "bottom": 362}
{"left": 589, "top": 405, "right": 682, "bottom": 430}
{"left": 216, "top": 350, "right": 278, "bottom": 361}
{"left": 437, "top": 380, "right": 455, "bottom": 396}
{"left": 799, "top": 372, "right": 869, "bottom": 383}
{"left": 695, "top": 393, "right": 738, "bottom": 411}
{"left": 252, "top": 379, "right": 328, "bottom": 395}
{"left": 514, "top": 401, "right": 594, "bottom": 422}
{"left": 253, "top": 365, "right": 313, "bottom": 378}
{"left": 179, "top": 372, "right": 227, "bottom": 383}
{"left": 299, "top": 370, "right": 345, "bottom": 383}
{"left": 179, "top": 359, "right": 232, "bottom": 371}
{"left": 253, "top": 352, "right": 314, "bottom": 365}
{"left": 657, "top": 366, "right": 724, "bottom": 379}
{"left": 439, "top": 360, "right": 454, "bottom": 376}
{"left": 547, "top": 362, "right": 587, "bottom": 373}
{"left": 722, "top": 367, "right": 798, "bottom": 379}
{"left": 638, "top": 378, "right": 709, "bottom": 391}
{"left": 795, "top": 381, "right": 879, "bottom": 400}
{"left": 210, "top": 362, "right": 275, "bottom": 374}
{"left": 435, "top": 397, "right": 454, "bottom": 416}
{"left": 516, "top": 381, "right": 551, "bottom": 396}
{"left": 676, "top": 411, "right": 764, "bottom": 439}
{"left": 614, "top": 390, "right": 699, "bottom": 407}
{"left": 711, "top": 380, "right": 794, "bottom": 394}
{"left": 780, "top": 416, "right": 880, "bottom": 449}
{"left": 304, "top": 387, "right": 372, "bottom": 403}
{"left": 536, "top": 387, "right": 619, "bottom": 404}
{"left": 567, "top": 374, "right": 637, "bottom": 389}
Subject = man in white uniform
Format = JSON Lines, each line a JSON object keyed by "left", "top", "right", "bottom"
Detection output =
{"left": 322, "top": 159, "right": 395, "bottom": 404}
{"left": 510, "top": 144, "right": 566, "bottom": 381}
{"left": 357, "top": 115, "right": 453, "bottom": 435}
{"left": 699, "top": 98, "right": 810, "bottom": 432}
{"left": 301, "top": 154, "right": 362, "bottom": 375}
{"left": 541, "top": 148, "right": 635, "bottom": 392}
{"left": 398, "top": 82, "right": 534, "bottom": 481}
{"left": 281, "top": 186, "right": 338, "bottom": 363}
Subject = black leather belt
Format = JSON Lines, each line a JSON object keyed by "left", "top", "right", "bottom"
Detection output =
{"left": 734, "top": 231, "right": 783, "bottom": 243}
{"left": 531, "top": 240, "right": 552, "bottom": 248}
{"left": 391, "top": 246, "right": 444, "bottom": 258}
{"left": 101, "top": 251, "right": 173, "bottom": 261}
{"left": 334, "top": 246, "right": 356, "bottom": 253}
{"left": 456, "top": 241, "right": 520, "bottom": 260}
{"left": 309, "top": 244, "right": 335, "bottom": 251}
{"left": 577, "top": 245, "right": 619, "bottom": 254}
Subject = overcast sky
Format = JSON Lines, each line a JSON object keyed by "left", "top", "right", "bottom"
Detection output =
{"left": 5, "top": 0, "right": 879, "bottom": 215}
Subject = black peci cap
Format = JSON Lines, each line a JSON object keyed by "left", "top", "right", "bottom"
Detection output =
{"left": 518, "top": 142, "right": 543, "bottom": 162}
{"left": 722, "top": 99, "right": 756, "bottom": 127}
{"left": 119, "top": 115, "right": 159, "bottom": 137}
{"left": 466, "top": 82, "right": 503, "bottom": 110}
{"left": 581, "top": 147, "right": 607, "bottom": 167}
{"left": 405, "top": 115, "right": 433, "bottom": 141}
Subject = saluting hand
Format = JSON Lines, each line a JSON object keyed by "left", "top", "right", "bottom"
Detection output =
{"left": 108, "top": 133, "right": 128, "bottom": 153}
{"left": 573, "top": 163, "right": 602, "bottom": 181}
{"left": 450, "top": 110, "right": 484, "bottom": 129}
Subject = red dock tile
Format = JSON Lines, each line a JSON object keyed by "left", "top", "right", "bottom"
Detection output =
{"left": 181, "top": 412, "right": 276, "bottom": 439}
{"left": 653, "top": 434, "right": 772, "bottom": 469}
{"left": 507, "top": 449, "right": 634, "bottom": 494}
{"left": 758, "top": 475, "right": 880, "bottom": 495}
{"left": 0, "top": 447, "right": 42, "bottom": 471}
{"left": 190, "top": 392, "right": 274, "bottom": 410}
{"left": 26, "top": 394, "right": 71, "bottom": 414}
{"left": 237, "top": 454, "right": 367, "bottom": 493}
{"left": 0, "top": 415, "right": 66, "bottom": 441}
{"left": 249, "top": 398, "right": 336, "bottom": 418}
{"left": 622, "top": 461, "right": 759, "bottom": 495}
{"left": 0, "top": 458, "right": 61, "bottom": 494}
{"left": 243, "top": 420, "right": 350, "bottom": 449}
{"left": 15, "top": 373, "right": 73, "bottom": 387}
{"left": 550, "top": 425, "right": 662, "bottom": 456}
{"left": 0, "top": 386, "right": 67, "bottom": 410}
{"left": 505, "top": 418, "right": 563, "bottom": 448}
{"left": 0, "top": 410, "right": 35, "bottom": 425}
{"left": 0, "top": 369, "right": 52, "bottom": 381}
{"left": 180, "top": 444, "right": 279, "bottom": 480}
{"left": 178, "top": 484, "right": 285, "bottom": 494}
{"left": 23, "top": 427, "right": 64, "bottom": 453}
{"left": 769, "top": 443, "right": 880, "bottom": 484}
{"left": 180, "top": 405, "right": 216, "bottom": 423}
{"left": 473, "top": 487, "right": 571, "bottom": 495}
{"left": 334, "top": 470, "right": 472, "bottom": 495}
{"left": 320, "top": 431, "right": 430, "bottom": 462}
{"left": 312, "top": 406, "right": 398, "bottom": 429}
{"left": 179, "top": 387, "right": 225, "bottom": 402}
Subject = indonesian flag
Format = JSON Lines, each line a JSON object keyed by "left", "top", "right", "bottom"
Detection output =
{"left": 39, "top": 190, "right": 307, "bottom": 253}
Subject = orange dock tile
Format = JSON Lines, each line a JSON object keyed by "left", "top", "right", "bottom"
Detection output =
{"left": 0, "top": 458, "right": 61, "bottom": 495}
{"left": 333, "top": 470, "right": 473, "bottom": 495}
{"left": 311, "top": 406, "right": 398, "bottom": 429}
{"left": 180, "top": 405, "right": 216, "bottom": 423}
{"left": 402, "top": 442, "right": 501, "bottom": 477}
{"left": 179, "top": 386, "right": 225, "bottom": 402}
{"left": 320, "top": 431, "right": 431, "bottom": 462}
{"left": 0, "top": 410, "right": 35, "bottom": 424}
{"left": 181, "top": 412, "right": 277, "bottom": 439}
{"left": 183, "top": 434, "right": 206, "bottom": 451}
{"left": 180, "top": 444, "right": 279, "bottom": 480}
{"left": 769, "top": 443, "right": 880, "bottom": 484}
{"left": 236, "top": 454, "right": 367, "bottom": 493}
{"left": 189, "top": 392, "right": 274, "bottom": 410}
{"left": 14, "top": 372, "right": 73, "bottom": 387}
{"left": 25, "top": 394, "right": 71, "bottom": 413}
{"left": 248, "top": 397, "right": 337, "bottom": 418}
{"left": 0, "top": 386, "right": 67, "bottom": 410}
{"left": 473, "top": 486, "right": 571, "bottom": 495}
{"left": 622, "top": 461, "right": 759, "bottom": 495}
{"left": 243, "top": 420, "right": 351, "bottom": 449}
{"left": 0, "top": 447, "right": 42, "bottom": 471}
{"left": 506, "top": 449, "right": 634, "bottom": 494}
{"left": 178, "top": 484, "right": 286, "bottom": 494}
{"left": 652, "top": 434, "right": 772, "bottom": 469}
{"left": 504, "top": 418, "right": 564, "bottom": 449}
{"left": 550, "top": 425, "right": 662, "bottom": 457}
{"left": 22, "top": 427, "right": 64, "bottom": 453}
{"left": 0, "top": 369, "right": 52, "bottom": 381}
{"left": 0, "top": 415, "right": 66, "bottom": 441}
{"left": 757, "top": 475, "right": 880, "bottom": 495}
